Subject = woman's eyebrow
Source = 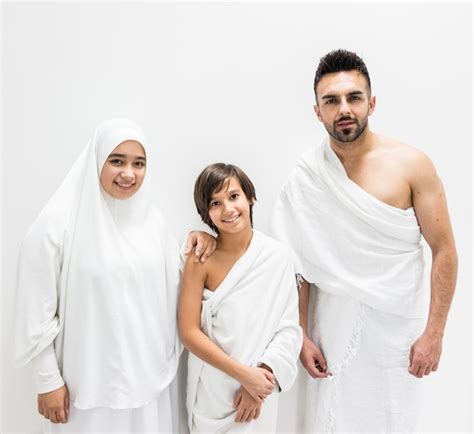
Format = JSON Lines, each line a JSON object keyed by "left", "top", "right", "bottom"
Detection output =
{"left": 107, "top": 153, "right": 146, "bottom": 160}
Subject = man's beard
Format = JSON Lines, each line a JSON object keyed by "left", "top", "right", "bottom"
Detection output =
{"left": 325, "top": 116, "right": 368, "bottom": 143}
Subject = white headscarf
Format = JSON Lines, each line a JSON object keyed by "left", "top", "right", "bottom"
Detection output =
{"left": 14, "top": 119, "right": 182, "bottom": 409}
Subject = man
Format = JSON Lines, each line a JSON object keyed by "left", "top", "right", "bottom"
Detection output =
{"left": 271, "top": 49, "right": 458, "bottom": 432}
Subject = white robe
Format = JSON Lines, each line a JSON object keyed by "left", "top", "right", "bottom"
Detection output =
{"left": 272, "top": 138, "right": 425, "bottom": 319}
{"left": 186, "top": 230, "right": 303, "bottom": 433}
{"left": 271, "top": 139, "right": 426, "bottom": 433}
{"left": 14, "top": 119, "right": 182, "bottom": 431}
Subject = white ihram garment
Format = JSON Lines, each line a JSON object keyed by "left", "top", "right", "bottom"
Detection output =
{"left": 271, "top": 138, "right": 425, "bottom": 433}
{"left": 14, "top": 119, "right": 182, "bottom": 432}
{"left": 187, "top": 230, "right": 303, "bottom": 433}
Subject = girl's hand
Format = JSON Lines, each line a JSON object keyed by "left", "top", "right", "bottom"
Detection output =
{"left": 237, "top": 366, "right": 275, "bottom": 403}
{"left": 233, "top": 386, "right": 262, "bottom": 423}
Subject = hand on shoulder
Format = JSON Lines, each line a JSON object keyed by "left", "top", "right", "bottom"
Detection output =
{"left": 183, "top": 231, "right": 217, "bottom": 263}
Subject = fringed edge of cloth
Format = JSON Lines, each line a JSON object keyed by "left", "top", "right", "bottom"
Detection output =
{"left": 324, "top": 302, "right": 368, "bottom": 434}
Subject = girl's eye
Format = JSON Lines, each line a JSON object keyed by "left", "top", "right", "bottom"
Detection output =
{"left": 210, "top": 201, "right": 219, "bottom": 208}
{"left": 230, "top": 194, "right": 239, "bottom": 200}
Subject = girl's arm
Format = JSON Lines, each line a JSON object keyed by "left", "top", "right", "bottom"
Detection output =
{"left": 178, "top": 255, "right": 274, "bottom": 402}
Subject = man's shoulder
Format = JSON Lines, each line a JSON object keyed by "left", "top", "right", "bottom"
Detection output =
{"left": 378, "top": 135, "right": 433, "bottom": 171}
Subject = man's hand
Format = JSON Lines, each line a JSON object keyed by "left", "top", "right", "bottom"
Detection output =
{"left": 183, "top": 231, "right": 217, "bottom": 263}
{"left": 300, "top": 336, "right": 330, "bottom": 378}
{"left": 38, "top": 384, "right": 69, "bottom": 424}
{"left": 408, "top": 332, "right": 443, "bottom": 378}
{"left": 233, "top": 387, "right": 262, "bottom": 423}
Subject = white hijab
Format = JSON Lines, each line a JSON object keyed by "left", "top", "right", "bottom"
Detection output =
{"left": 14, "top": 119, "right": 182, "bottom": 409}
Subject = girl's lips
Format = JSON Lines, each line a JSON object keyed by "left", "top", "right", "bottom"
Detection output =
{"left": 222, "top": 215, "right": 240, "bottom": 223}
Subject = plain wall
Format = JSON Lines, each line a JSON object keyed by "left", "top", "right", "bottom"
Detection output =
{"left": 1, "top": 2, "right": 472, "bottom": 432}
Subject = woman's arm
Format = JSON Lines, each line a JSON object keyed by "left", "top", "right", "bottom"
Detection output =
{"left": 178, "top": 255, "right": 274, "bottom": 402}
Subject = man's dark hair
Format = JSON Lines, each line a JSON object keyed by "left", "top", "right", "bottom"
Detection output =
{"left": 194, "top": 163, "right": 257, "bottom": 234}
{"left": 314, "top": 49, "right": 371, "bottom": 101}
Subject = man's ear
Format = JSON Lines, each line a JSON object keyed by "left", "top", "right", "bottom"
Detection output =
{"left": 313, "top": 104, "right": 323, "bottom": 122}
{"left": 368, "top": 95, "right": 376, "bottom": 116}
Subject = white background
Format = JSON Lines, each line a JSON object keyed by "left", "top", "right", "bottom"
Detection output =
{"left": 1, "top": 1, "right": 472, "bottom": 433}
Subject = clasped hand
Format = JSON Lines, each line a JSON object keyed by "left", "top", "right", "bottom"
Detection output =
{"left": 238, "top": 366, "right": 275, "bottom": 403}
{"left": 233, "top": 366, "right": 274, "bottom": 423}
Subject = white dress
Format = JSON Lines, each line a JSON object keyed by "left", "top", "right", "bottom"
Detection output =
{"left": 14, "top": 119, "right": 182, "bottom": 432}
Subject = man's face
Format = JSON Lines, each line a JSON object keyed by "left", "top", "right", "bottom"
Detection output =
{"left": 314, "top": 70, "right": 376, "bottom": 144}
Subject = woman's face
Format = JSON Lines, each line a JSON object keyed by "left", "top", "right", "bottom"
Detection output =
{"left": 100, "top": 140, "right": 146, "bottom": 200}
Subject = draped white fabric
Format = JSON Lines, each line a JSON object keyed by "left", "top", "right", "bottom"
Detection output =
{"left": 186, "top": 230, "right": 302, "bottom": 433}
{"left": 302, "top": 288, "right": 423, "bottom": 433}
{"left": 271, "top": 138, "right": 425, "bottom": 319}
{"left": 14, "top": 119, "right": 182, "bottom": 410}
{"left": 45, "top": 388, "right": 174, "bottom": 433}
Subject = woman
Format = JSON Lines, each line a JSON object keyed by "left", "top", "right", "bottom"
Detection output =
{"left": 14, "top": 119, "right": 198, "bottom": 432}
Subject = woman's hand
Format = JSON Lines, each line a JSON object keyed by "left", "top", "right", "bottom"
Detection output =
{"left": 183, "top": 231, "right": 217, "bottom": 263}
{"left": 237, "top": 366, "right": 275, "bottom": 403}
{"left": 233, "top": 386, "right": 262, "bottom": 423}
{"left": 38, "top": 384, "right": 69, "bottom": 424}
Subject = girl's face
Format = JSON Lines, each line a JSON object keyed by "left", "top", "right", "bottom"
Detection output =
{"left": 100, "top": 140, "right": 146, "bottom": 200}
{"left": 208, "top": 176, "right": 253, "bottom": 235}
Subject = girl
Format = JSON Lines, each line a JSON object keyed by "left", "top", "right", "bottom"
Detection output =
{"left": 179, "top": 163, "right": 302, "bottom": 433}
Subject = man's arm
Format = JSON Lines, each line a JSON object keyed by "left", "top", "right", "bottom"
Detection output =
{"left": 298, "top": 279, "right": 330, "bottom": 378}
{"left": 408, "top": 151, "right": 458, "bottom": 378}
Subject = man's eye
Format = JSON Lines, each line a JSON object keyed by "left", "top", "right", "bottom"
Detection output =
{"left": 350, "top": 95, "right": 361, "bottom": 101}
{"left": 325, "top": 99, "right": 336, "bottom": 105}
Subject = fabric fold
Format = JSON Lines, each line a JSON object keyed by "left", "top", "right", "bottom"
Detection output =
{"left": 14, "top": 119, "right": 182, "bottom": 409}
{"left": 186, "top": 230, "right": 302, "bottom": 433}
{"left": 271, "top": 138, "right": 425, "bottom": 319}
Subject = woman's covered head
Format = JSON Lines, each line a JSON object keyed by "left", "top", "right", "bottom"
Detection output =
{"left": 95, "top": 119, "right": 147, "bottom": 200}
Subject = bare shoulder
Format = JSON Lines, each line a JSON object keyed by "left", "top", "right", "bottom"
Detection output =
{"left": 182, "top": 251, "right": 209, "bottom": 281}
{"left": 378, "top": 135, "right": 438, "bottom": 182}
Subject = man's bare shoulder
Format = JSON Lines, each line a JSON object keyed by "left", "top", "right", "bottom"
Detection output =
{"left": 377, "top": 135, "right": 436, "bottom": 178}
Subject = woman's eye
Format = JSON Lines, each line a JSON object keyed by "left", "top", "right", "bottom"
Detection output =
{"left": 230, "top": 194, "right": 239, "bottom": 200}
{"left": 210, "top": 201, "right": 219, "bottom": 208}
{"left": 109, "top": 159, "right": 122, "bottom": 165}
{"left": 135, "top": 161, "right": 146, "bottom": 168}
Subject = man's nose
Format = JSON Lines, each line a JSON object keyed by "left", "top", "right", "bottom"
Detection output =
{"left": 338, "top": 98, "right": 351, "bottom": 116}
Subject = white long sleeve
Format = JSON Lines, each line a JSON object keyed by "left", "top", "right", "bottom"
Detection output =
{"left": 32, "top": 342, "right": 65, "bottom": 394}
